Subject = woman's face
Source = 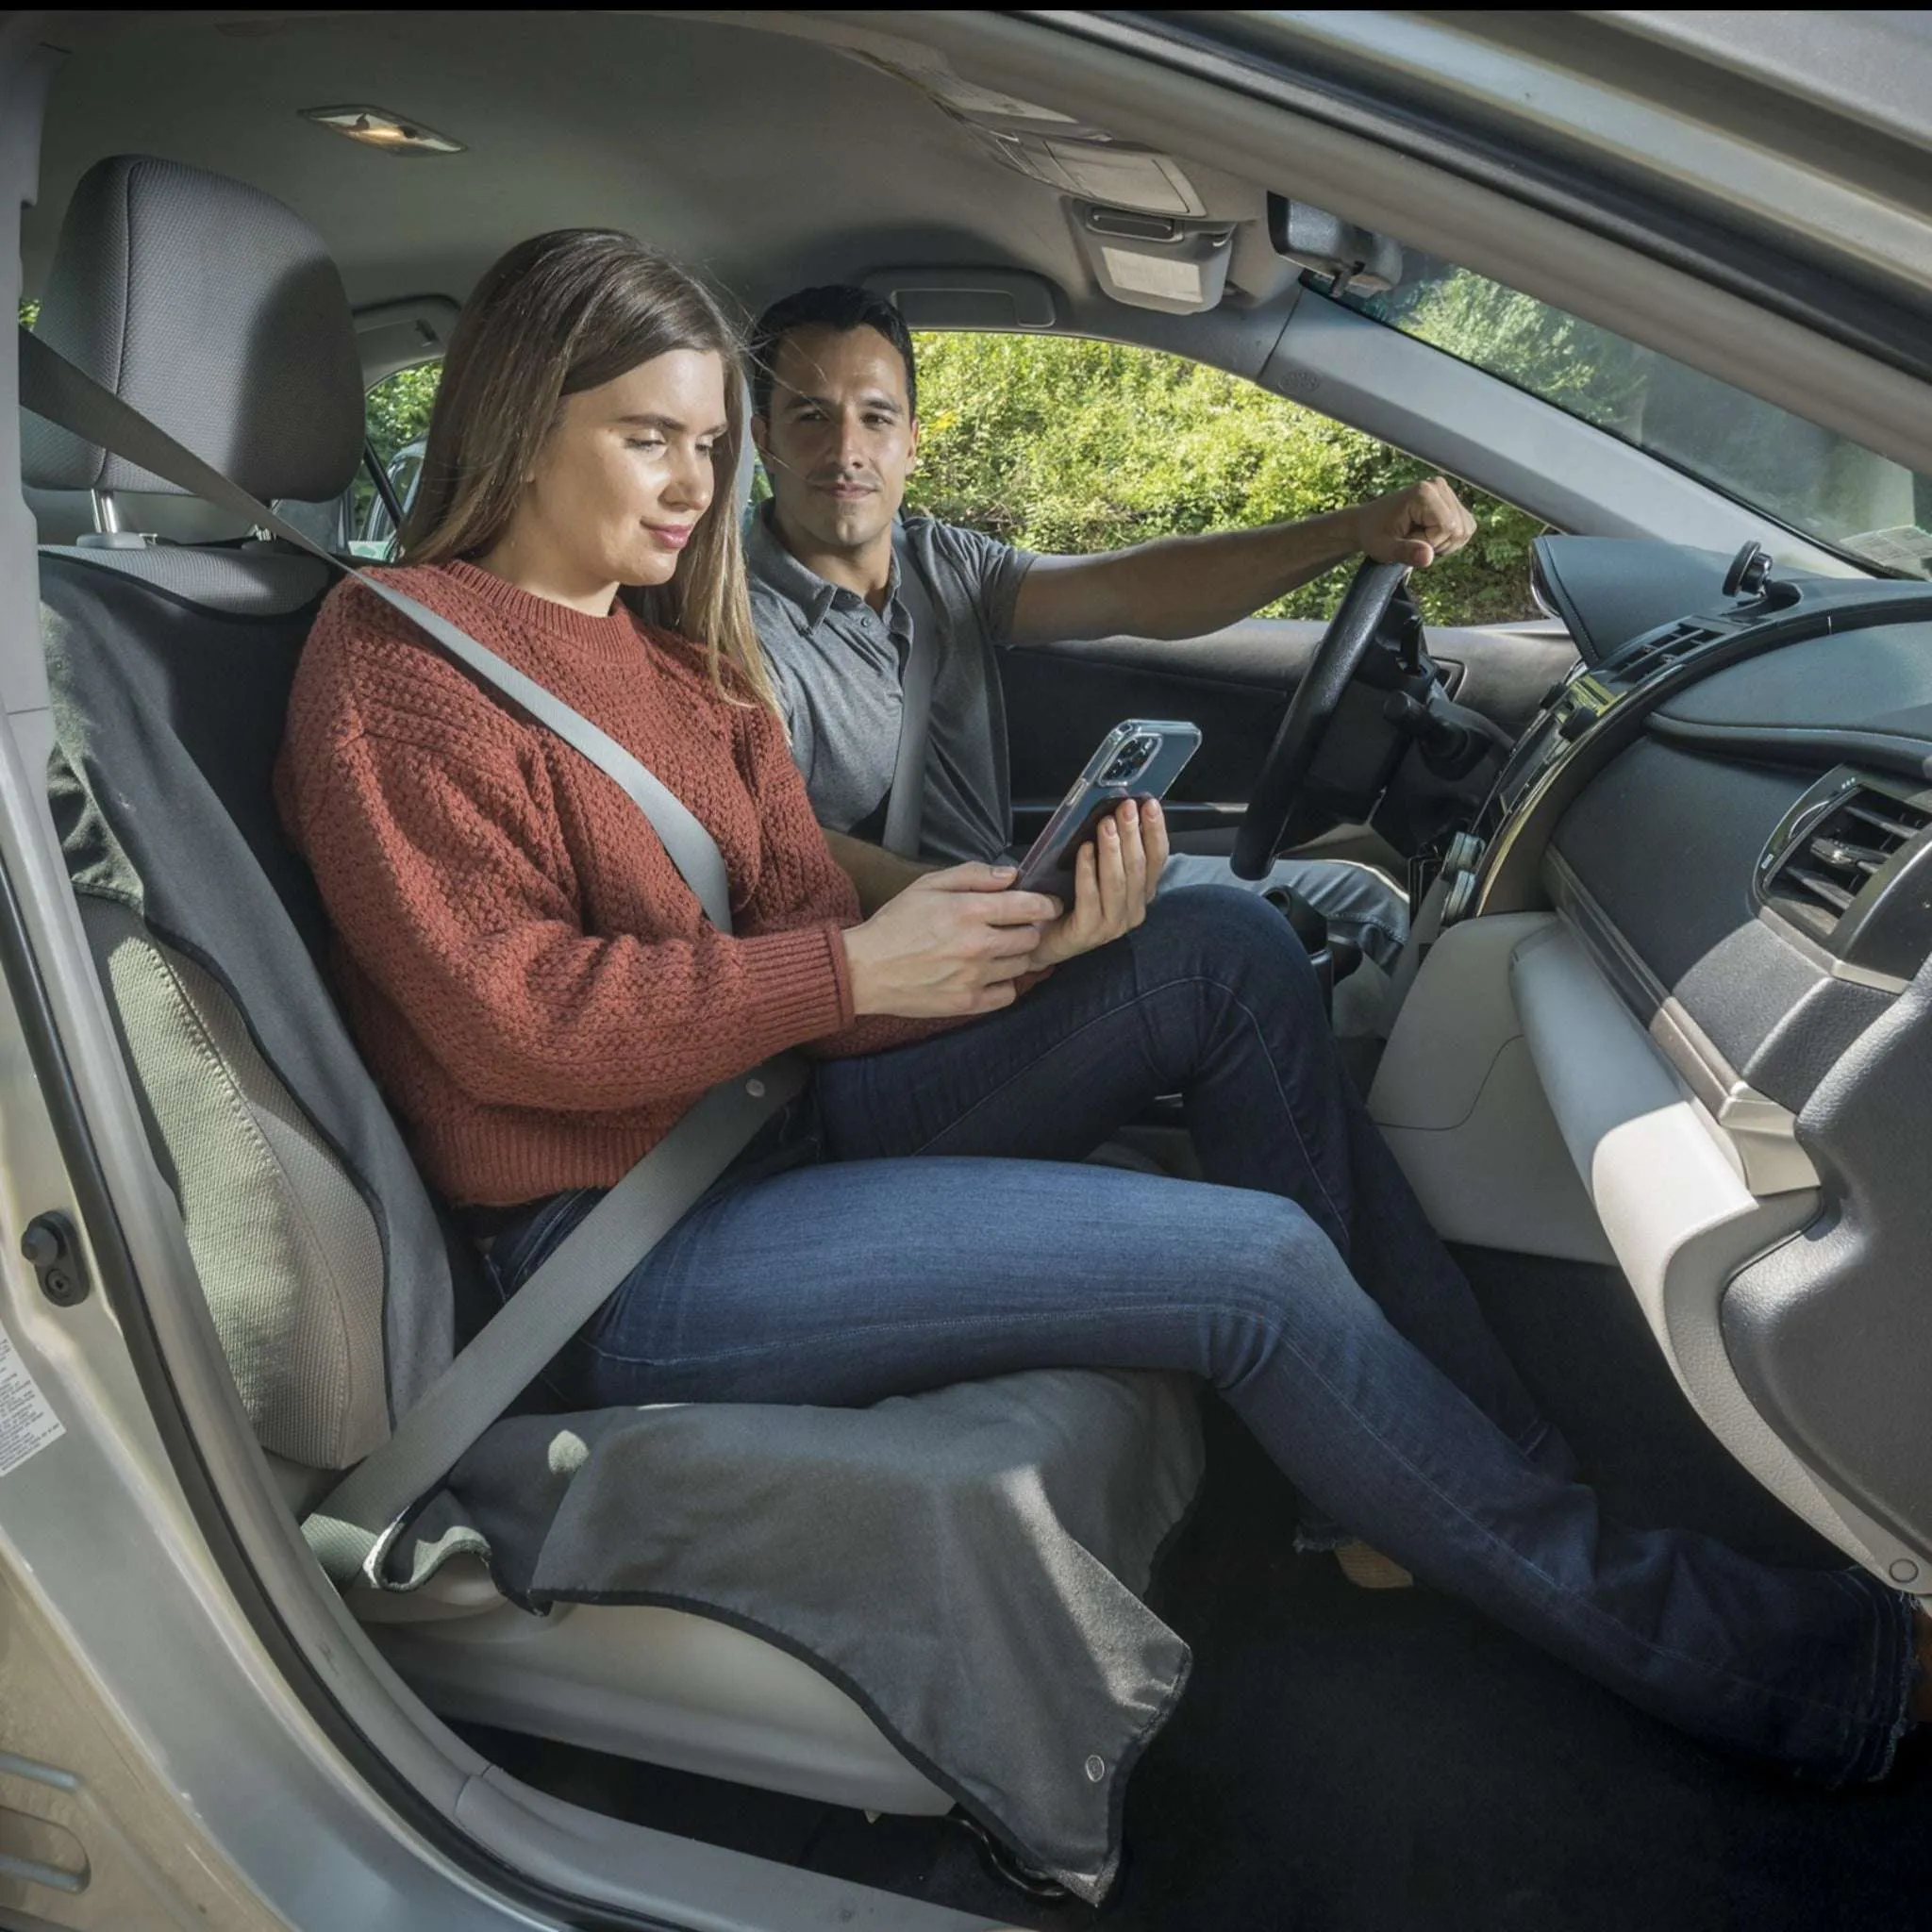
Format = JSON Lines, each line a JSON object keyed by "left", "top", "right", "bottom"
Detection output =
{"left": 505, "top": 346, "right": 729, "bottom": 604}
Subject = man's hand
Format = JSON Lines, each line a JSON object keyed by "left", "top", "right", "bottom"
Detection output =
{"left": 821, "top": 827, "right": 937, "bottom": 916}
{"left": 1030, "top": 797, "right": 1170, "bottom": 971}
{"left": 843, "top": 862, "right": 1060, "bottom": 1018}
{"left": 1353, "top": 476, "right": 1477, "bottom": 571}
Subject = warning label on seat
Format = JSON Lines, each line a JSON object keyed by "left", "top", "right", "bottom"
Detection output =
{"left": 0, "top": 1324, "right": 63, "bottom": 1476}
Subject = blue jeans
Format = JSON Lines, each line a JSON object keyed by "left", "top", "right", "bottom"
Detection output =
{"left": 490, "top": 888, "right": 1917, "bottom": 1784}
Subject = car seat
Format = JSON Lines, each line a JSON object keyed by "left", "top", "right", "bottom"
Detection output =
{"left": 25, "top": 153, "right": 1201, "bottom": 1837}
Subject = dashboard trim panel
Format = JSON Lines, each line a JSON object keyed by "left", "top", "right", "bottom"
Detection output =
{"left": 1543, "top": 852, "right": 1818, "bottom": 1194}
{"left": 1508, "top": 920, "right": 1926, "bottom": 1581}
{"left": 1644, "top": 713, "right": 1932, "bottom": 785}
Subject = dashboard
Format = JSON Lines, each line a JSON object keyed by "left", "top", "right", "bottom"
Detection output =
{"left": 1453, "top": 556, "right": 1932, "bottom": 1115}
{"left": 1406, "top": 536, "right": 1932, "bottom": 1586}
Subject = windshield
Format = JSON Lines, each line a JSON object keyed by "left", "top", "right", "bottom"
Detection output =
{"left": 1336, "top": 260, "right": 1932, "bottom": 578}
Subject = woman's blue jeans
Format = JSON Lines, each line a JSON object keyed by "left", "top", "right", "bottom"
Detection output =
{"left": 490, "top": 887, "right": 1917, "bottom": 1784}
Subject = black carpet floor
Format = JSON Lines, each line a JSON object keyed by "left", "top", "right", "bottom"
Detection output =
{"left": 468, "top": 1248, "right": 1931, "bottom": 1931}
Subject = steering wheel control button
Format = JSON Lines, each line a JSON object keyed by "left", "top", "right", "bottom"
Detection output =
{"left": 20, "top": 1212, "right": 88, "bottom": 1307}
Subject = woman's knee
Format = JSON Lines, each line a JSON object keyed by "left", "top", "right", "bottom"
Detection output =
{"left": 1138, "top": 885, "right": 1327, "bottom": 1038}
{"left": 1147, "top": 886, "right": 1317, "bottom": 982}
{"left": 1192, "top": 1191, "right": 1366, "bottom": 1382}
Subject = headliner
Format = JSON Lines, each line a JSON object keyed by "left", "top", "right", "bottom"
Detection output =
{"left": 23, "top": 11, "right": 1265, "bottom": 325}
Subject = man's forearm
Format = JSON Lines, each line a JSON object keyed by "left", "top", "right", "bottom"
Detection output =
{"left": 1011, "top": 507, "right": 1363, "bottom": 646}
{"left": 822, "top": 828, "right": 938, "bottom": 914}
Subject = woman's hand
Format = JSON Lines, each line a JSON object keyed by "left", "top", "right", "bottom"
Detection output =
{"left": 1029, "top": 797, "right": 1170, "bottom": 971}
{"left": 842, "top": 862, "right": 1061, "bottom": 1018}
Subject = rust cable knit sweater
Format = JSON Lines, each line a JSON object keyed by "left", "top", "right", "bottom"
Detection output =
{"left": 276, "top": 559, "right": 943, "bottom": 1207}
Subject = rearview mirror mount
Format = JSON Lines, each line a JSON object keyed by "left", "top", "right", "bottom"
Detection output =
{"left": 1266, "top": 195, "right": 1405, "bottom": 301}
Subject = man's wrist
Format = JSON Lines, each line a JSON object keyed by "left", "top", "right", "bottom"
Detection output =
{"left": 1329, "top": 502, "right": 1370, "bottom": 563}
{"left": 1277, "top": 506, "right": 1365, "bottom": 584}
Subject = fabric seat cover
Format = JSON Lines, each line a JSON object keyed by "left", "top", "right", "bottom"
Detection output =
{"left": 26, "top": 153, "right": 1206, "bottom": 1901}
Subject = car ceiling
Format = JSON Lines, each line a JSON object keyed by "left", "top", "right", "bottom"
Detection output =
{"left": 22, "top": 10, "right": 1271, "bottom": 327}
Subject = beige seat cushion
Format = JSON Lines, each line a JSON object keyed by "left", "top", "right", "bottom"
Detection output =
{"left": 84, "top": 897, "right": 389, "bottom": 1467}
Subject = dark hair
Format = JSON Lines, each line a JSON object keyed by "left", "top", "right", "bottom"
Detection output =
{"left": 400, "top": 227, "right": 776, "bottom": 710}
{"left": 749, "top": 285, "right": 917, "bottom": 420}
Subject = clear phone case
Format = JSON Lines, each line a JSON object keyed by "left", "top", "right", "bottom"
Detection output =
{"left": 1014, "top": 719, "right": 1202, "bottom": 900}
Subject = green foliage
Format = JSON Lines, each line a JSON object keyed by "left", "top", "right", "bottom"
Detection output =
{"left": 346, "top": 362, "right": 442, "bottom": 534}
{"left": 367, "top": 361, "right": 441, "bottom": 464}
{"left": 349, "top": 331, "right": 1549, "bottom": 623}
{"left": 1366, "top": 270, "right": 1925, "bottom": 573}
{"left": 18, "top": 300, "right": 36, "bottom": 328}
{"left": 1377, "top": 271, "right": 1648, "bottom": 439}
{"left": 904, "top": 329, "right": 1545, "bottom": 625}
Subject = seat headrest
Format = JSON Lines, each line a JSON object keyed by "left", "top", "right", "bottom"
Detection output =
{"left": 23, "top": 155, "right": 363, "bottom": 503}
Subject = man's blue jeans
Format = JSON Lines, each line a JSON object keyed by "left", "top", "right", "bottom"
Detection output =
{"left": 490, "top": 888, "right": 1917, "bottom": 1784}
{"left": 1159, "top": 849, "right": 1408, "bottom": 974}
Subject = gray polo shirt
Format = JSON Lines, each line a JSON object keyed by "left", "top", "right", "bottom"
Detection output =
{"left": 746, "top": 506, "right": 1036, "bottom": 864}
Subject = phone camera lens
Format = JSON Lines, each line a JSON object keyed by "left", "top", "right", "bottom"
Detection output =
{"left": 1101, "top": 735, "right": 1159, "bottom": 787}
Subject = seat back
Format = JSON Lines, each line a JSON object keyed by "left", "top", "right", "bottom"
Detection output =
{"left": 43, "top": 549, "right": 468, "bottom": 1467}
{"left": 29, "top": 158, "right": 462, "bottom": 1469}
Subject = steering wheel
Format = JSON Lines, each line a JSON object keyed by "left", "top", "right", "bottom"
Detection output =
{"left": 1230, "top": 559, "right": 1410, "bottom": 879}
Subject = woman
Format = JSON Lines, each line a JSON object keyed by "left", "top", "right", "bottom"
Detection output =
{"left": 277, "top": 228, "right": 1926, "bottom": 1786}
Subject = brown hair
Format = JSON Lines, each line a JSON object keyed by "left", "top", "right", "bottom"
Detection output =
{"left": 399, "top": 229, "right": 776, "bottom": 710}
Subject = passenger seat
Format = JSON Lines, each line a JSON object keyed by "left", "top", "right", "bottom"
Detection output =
{"left": 25, "top": 153, "right": 1201, "bottom": 1837}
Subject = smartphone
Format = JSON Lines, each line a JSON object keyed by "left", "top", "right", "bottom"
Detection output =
{"left": 1014, "top": 720, "right": 1202, "bottom": 902}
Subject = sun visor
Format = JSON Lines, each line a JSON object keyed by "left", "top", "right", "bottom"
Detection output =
{"left": 1075, "top": 206, "right": 1235, "bottom": 316}
{"left": 860, "top": 268, "right": 1058, "bottom": 331}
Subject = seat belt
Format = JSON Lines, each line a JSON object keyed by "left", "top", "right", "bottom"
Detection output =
{"left": 19, "top": 327, "right": 807, "bottom": 1584}
{"left": 880, "top": 543, "right": 941, "bottom": 858}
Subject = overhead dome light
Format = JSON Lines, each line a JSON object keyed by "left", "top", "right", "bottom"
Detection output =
{"left": 300, "top": 106, "right": 463, "bottom": 157}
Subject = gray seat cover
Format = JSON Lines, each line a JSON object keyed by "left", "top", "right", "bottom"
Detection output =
{"left": 43, "top": 543, "right": 1207, "bottom": 1898}
{"left": 42, "top": 549, "right": 459, "bottom": 1429}
{"left": 30, "top": 149, "right": 1208, "bottom": 1899}
{"left": 436, "top": 1369, "right": 1200, "bottom": 1902}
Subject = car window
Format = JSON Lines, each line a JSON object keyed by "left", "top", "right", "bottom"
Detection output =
{"left": 349, "top": 362, "right": 441, "bottom": 558}
{"left": 1332, "top": 261, "right": 1932, "bottom": 579}
{"left": 357, "top": 334, "right": 1548, "bottom": 624}
{"left": 901, "top": 330, "right": 1545, "bottom": 625}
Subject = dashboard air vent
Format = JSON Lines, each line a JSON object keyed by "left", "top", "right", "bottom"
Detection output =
{"left": 1780, "top": 795, "right": 1925, "bottom": 922}
{"left": 1758, "top": 770, "right": 1932, "bottom": 976}
{"left": 1604, "top": 618, "right": 1723, "bottom": 683}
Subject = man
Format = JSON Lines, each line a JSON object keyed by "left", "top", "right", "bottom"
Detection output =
{"left": 744, "top": 284, "right": 1477, "bottom": 979}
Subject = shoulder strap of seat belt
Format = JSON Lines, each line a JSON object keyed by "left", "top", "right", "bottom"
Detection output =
{"left": 19, "top": 326, "right": 805, "bottom": 1584}
{"left": 881, "top": 540, "right": 941, "bottom": 858}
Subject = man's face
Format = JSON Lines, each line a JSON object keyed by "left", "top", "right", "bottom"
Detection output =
{"left": 754, "top": 324, "right": 918, "bottom": 558}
